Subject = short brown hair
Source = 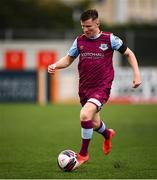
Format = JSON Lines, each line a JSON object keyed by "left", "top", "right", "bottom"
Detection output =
{"left": 80, "top": 9, "right": 98, "bottom": 21}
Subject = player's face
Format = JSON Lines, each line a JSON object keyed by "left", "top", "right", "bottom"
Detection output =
{"left": 81, "top": 18, "right": 100, "bottom": 38}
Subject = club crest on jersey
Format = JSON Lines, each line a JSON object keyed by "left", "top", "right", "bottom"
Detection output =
{"left": 99, "top": 44, "right": 108, "bottom": 51}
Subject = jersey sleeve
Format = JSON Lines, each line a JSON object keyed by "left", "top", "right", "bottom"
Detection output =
{"left": 110, "top": 33, "right": 124, "bottom": 50}
{"left": 110, "top": 33, "right": 127, "bottom": 53}
{"left": 67, "top": 38, "right": 79, "bottom": 58}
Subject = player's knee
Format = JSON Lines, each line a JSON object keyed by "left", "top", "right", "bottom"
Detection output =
{"left": 80, "top": 109, "right": 91, "bottom": 121}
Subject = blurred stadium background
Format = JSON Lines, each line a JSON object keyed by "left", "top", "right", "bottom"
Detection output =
{"left": 0, "top": 0, "right": 157, "bottom": 104}
{"left": 0, "top": 0, "right": 157, "bottom": 179}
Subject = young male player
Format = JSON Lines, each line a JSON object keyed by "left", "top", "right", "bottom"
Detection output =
{"left": 48, "top": 9, "right": 141, "bottom": 168}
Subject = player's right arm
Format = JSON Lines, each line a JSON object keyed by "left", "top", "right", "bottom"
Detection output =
{"left": 48, "top": 55, "right": 75, "bottom": 74}
{"left": 48, "top": 38, "right": 79, "bottom": 74}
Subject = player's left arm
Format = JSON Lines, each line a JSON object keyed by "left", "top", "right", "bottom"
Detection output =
{"left": 111, "top": 33, "right": 141, "bottom": 88}
{"left": 123, "top": 47, "right": 142, "bottom": 88}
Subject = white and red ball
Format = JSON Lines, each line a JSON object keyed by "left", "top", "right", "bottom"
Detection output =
{"left": 57, "top": 150, "right": 78, "bottom": 171}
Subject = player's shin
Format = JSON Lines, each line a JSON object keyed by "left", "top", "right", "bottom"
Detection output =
{"left": 94, "top": 120, "right": 110, "bottom": 139}
{"left": 79, "top": 120, "right": 93, "bottom": 156}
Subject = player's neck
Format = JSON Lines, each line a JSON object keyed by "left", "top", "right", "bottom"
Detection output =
{"left": 89, "top": 30, "right": 102, "bottom": 39}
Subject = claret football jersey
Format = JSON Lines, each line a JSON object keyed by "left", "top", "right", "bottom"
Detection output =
{"left": 68, "top": 32, "right": 123, "bottom": 92}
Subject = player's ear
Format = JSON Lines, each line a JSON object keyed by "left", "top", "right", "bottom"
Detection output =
{"left": 96, "top": 19, "right": 100, "bottom": 27}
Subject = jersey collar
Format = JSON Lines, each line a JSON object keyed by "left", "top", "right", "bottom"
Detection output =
{"left": 89, "top": 31, "right": 102, "bottom": 39}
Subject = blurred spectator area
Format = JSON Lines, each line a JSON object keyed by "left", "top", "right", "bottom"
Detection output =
{"left": 0, "top": 0, "right": 157, "bottom": 104}
{"left": 0, "top": 0, "right": 157, "bottom": 67}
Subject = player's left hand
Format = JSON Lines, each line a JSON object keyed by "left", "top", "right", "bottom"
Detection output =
{"left": 132, "top": 79, "right": 142, "bottom": 88}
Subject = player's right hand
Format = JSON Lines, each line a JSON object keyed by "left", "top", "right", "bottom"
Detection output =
{"left": 48, "top": 64, "right": 56, "bottom": 74}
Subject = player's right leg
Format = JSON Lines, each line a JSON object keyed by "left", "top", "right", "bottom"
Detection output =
{"left": 76, "top": 102, "right": 97, "bottom": 168}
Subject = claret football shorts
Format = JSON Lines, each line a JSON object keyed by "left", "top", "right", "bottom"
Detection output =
{"left": 79, "top": 87, "right": 111, "bottom": 111}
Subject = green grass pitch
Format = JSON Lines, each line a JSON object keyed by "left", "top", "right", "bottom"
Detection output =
{"left": 0, "top": 103, "right": 157, "bottom": 179}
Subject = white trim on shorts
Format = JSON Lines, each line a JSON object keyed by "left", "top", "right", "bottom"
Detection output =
{"left": 87, "top": 98, "right": 103, "bottom": 111}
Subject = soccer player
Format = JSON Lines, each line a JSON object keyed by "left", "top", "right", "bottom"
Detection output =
{"left": 48, "top": 9, "right": 141, "bottom": 168}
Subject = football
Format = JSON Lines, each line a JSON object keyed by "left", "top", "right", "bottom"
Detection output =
{"left": 57, "top": 150, "right": 78, "bottom": 171}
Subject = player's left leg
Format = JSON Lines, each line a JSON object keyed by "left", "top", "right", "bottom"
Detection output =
{"left": 88, "top": 88, "right": 116, "bottom": 155}
{"left": 93, "top": 112, "right": 116, "bottom": 155}
{"left": 93, "top": 113, "right": 111, "bottom": 139}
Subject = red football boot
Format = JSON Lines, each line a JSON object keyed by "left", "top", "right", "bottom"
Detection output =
{"left": 103, "top": 129, "right": 116, "bottom": 155}
{"left": 76, "top": 153, "right": 89, "bottom": 168}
